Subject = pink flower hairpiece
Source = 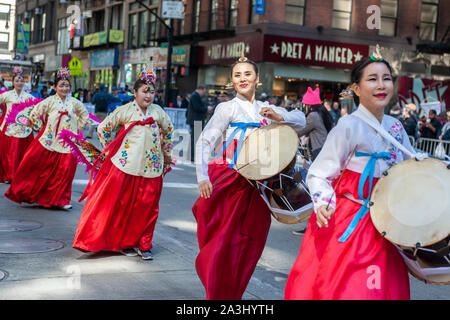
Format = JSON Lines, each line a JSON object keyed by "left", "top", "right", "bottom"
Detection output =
{"left": 138, "top": 68, "right": 157, "bottom": 86}
{"left": 370, "top": 44, "right": 383, "bottom": 62}
{"left": 12, "top": 67, "right": 23, "bottom": 77}
{"left": 56, "top": 67, "right": 71, "bottom": 79}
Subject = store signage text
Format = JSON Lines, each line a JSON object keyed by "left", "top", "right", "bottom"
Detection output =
{"left": 264, "top": 35, "right": 369, "bottom": 69}
{"left": 207, "top": 42, "right": 250, "bottom": 61}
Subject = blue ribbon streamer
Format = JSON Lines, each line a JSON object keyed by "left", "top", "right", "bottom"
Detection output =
{"left": 216, "top": 122, "right": 261, "bottom": 169}
{"left": 338, "top": 151, "right": 391, "bottom": 242}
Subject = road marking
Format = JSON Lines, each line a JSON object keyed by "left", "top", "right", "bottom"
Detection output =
{"left": 72, "top": 180, "right": 197, "bottom": 189}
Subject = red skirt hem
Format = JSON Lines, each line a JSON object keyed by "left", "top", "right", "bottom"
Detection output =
{"left": 0, "top": 132, "right": 34, "bottom": 182}
{"left": 5, "top": 140, "right": 77, "bottom": 207}
{"left": 73, "top": 163, "right": 163, "bottom": 253}
{"left": 284, "top": 170, "right": 410, "bottom": 300}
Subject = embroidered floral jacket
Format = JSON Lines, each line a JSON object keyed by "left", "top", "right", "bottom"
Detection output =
{"left": 30, "top": 95, "right": 89, "bottom": 153}
{"left": 97, "top": 101, "right": 174, "bottom": 178}
{"left": 0, "top": 89, "right": 33, "bottom": 137}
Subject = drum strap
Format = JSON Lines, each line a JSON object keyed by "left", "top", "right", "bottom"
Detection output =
{"left": 338, "top": 151, "right": 391, "bottom": 242}
{"left": 215, "top": 122, "right": 261, "bottom": 169}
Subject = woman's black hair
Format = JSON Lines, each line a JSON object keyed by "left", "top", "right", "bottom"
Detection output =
{"left": 230, "top": 59, "right": 259, "bottom": 76}
{"left": 307, "top": 104, "right": 333, "bottom": 133}
{"left": 350, "top": 57, "right": 393, "bottom": 106}
{"left": 133, "top": 79, "right": 156, "bottom": 92}
{"left": 54, "top": 74, "right": 71, "bottom": 87}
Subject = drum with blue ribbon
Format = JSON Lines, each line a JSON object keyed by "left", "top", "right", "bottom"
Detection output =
{"left": 235, "top": 124, "right": 313, "bottom": 224}
{"left": 369, "top": 158, "right": 450, "bottom": 284}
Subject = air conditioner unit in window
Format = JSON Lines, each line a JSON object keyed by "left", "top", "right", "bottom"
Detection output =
{"left": 24, "top": 12, "right": 31, "bottom": 19}
{"left": 35, "top": 8, "right": 43, "bottom": 15}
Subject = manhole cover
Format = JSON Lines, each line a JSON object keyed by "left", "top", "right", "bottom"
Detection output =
{"left": 0, "top": 238, "right": 65, "bottom": 253}
{"left": 0, "top": 219, "right": 42, "bottom": 232}
{"left": 0, "top": 269, "right": 7, "bottom": 281}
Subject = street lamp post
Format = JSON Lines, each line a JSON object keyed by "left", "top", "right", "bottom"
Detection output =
{"left": 135, "top": 0, "right": 174, "bottom": 107}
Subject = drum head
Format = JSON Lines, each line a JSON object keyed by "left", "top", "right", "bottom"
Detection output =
{"left": 269, "top": 195, "right": 313, "bottom": 224}
{"left": 236, "top": 124, "right": 299, "bottom": 181}
{"left": 370, "top": 158, "right": 450, "bottom": 248}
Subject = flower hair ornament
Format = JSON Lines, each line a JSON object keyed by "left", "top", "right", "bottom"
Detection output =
{"left": 56, "top": 67, "right": 71, "bottom": 80}
{"left": 138, "top": 67, "right": 157, "bottom": 86}
{"left": 12, "top": 66, "right": 24, "bottom": 79}
{"left": 370, "top": 44, "right": 383, "bottom": 62}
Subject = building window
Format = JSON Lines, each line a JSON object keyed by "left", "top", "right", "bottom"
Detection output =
{"left": 285, "top": 0, "right": 305, "bottom": 25}
{"left": 380, "top": 0, "right": 397, "bottom": 36}
{"left": 138, "top": 11, "right": 148, "bottom": 47}
{"left": 332, "top": 0, "right": 352, "bottom": 31}
{"left": 249, "top": 0, "right": 259, "bottom": 24}
{"left": 210, "top": 0, "right": 219, "bottom": 30}
{"left": 0, "top": 4, "right": 10, "bottom": 21}
{"left": 0, "top": 32, "right": 9, "bottom": 50}
{"left": 193, "top": 0, "right": 201, "bottom": 33}
{"left": 178, "top": 3, "right": 186, "bottom": 35}
{"left": 128, "top": 13, "right": 138, "bottom": 49}
{"left": 147, "top": 8, "right": 158, "bottom": 47}
{"left": 420, "top": 0, "right": 439, "bottom": 41}
{"left": 228, "top": 0, "right": 238, "bottom": 27}
{"left": 57, "top": 18, "right": 70, "bottom": 55}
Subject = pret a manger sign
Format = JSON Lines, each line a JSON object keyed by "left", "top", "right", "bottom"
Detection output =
{"left": 264, "top": 35, "right": 369, "bottom": 69}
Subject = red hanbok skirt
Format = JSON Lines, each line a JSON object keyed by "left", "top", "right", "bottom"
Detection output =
{"left": 5, "top": 140, "right": 77, "bottom": 207}
{"left": 72, "top": 162, "right": 163, "bottom": 253}
{"left": 192, "top": 142, "right": 272, "bottom": 300}
{"left": 284, "top": 170, "right": 410, "bottom": 300}
{"left": 0, "top": 131, "right": 34, "bottom": 182}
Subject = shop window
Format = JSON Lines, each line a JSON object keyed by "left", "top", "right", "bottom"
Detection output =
{"left": 332, "top": 0, "right": 352, "bottom": 31}
{"left": 0, "top": 32, "right": 8, "bottom": 50}
{"left": 380, "top": 0, "right": 397, "bottom": 36}
{"left": 285, "top": 0, "right": 305, "bottom": 25}
{"left": 420, "top": 0, "right": 439, "bottom": 41}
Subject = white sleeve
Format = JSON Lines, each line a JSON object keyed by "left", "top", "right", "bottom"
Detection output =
{"left": 195, "top": 102, "right": 232, "bottom": 183}
{"left": 268, "top": 105, "right": 306, "bottom": 135}
{"left": 306, "top": 120, "right": 354, "bottom": 211}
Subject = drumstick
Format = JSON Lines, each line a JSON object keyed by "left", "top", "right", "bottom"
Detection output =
{"left": 318, "top": 144, "right": 358, "bottom": 230}
{"left": 212, "top": 159, "right": 257, "bottom": 187}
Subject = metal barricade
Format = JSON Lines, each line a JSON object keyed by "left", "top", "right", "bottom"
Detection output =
{"left": 414, "top": 137, "right": 450, "bottom": 160}
{"left": 164, "top": 108, "right": 189, "bottom": 130}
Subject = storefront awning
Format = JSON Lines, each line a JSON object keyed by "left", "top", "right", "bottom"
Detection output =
{"left": 274, "top": 64, "right": 351, "bottom": 83}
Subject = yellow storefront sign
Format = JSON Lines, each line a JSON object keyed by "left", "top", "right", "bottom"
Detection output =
{"left": 69, "top": 57, "right": 83, "bottom": 76}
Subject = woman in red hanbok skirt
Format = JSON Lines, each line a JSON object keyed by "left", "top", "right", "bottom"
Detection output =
{"left": 193, "top": 54, "right": 306, "bottom": 299}
{"left": 72, "top": 68, "right": 174, "bottom": 260}
{"left": 284, "top": 51, "right": 413, "bottom": 300}
{"left": 5, "top": 68, "right": 89, "bottom": 209}
{"left": 0, "top": 67, "right": 34, "bottom": 183}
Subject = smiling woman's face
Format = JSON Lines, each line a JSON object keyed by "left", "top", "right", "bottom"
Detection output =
{"left": 134, "top": 84, "right": 155, "bottom": 109}
{"left": 231, "top": 62, "right": 259, "bottom": 98}
{"left": 352, "top": 62, "right": 393, "bottom": 113}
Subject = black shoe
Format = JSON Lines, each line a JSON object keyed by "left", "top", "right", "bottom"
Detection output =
{"left": 120, "top": 248, "right": 138, "bottom": 257}
{"left": 137, "top": 249, "right": 153, "bottom": 260}
{"left": 292, "top": 228, "right": 307, "bottom": 236}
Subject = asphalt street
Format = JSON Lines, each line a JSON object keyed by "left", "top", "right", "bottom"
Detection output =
{"left": 0, "top": 141, "right": 448, "bottom": 300}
